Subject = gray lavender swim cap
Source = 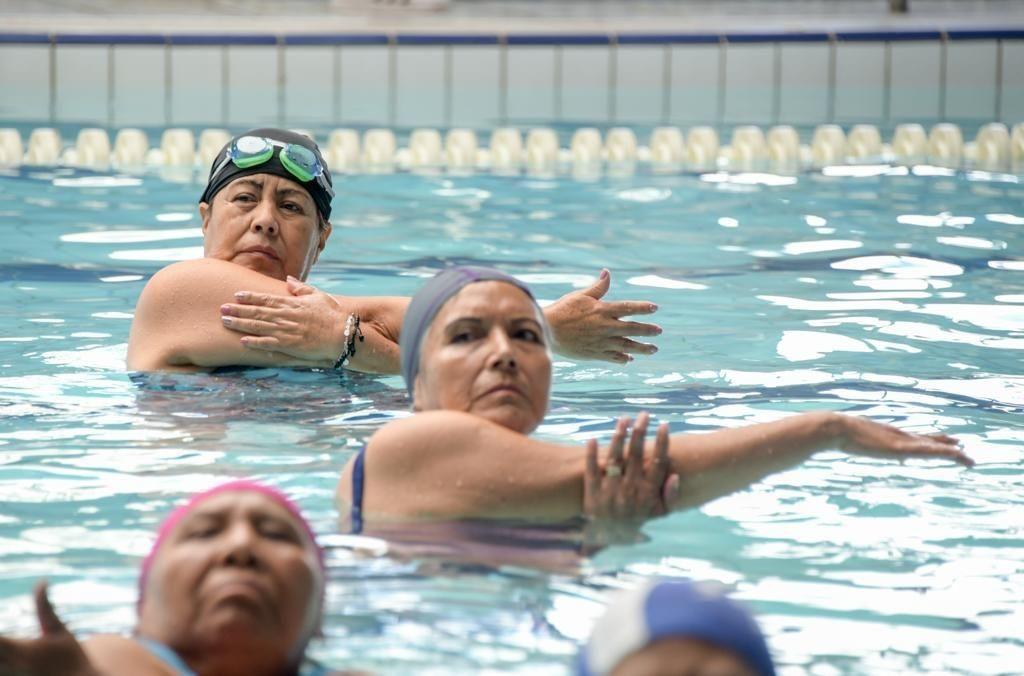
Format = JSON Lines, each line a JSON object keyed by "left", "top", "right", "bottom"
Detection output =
{"left": 399, "top": 266, "right": 539, "bottom": 399}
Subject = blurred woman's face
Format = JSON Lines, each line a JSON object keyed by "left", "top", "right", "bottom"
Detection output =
{"left": 413, "top": 281, "right": 551, "bottom": 434}
{"left": 138, "top": 490, "right": 323, "bottom": 670}
{"left": 611, "top": 638, "right": 758, "bottom": 676}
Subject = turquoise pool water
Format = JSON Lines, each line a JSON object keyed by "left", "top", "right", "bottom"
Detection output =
{"left": 0, "top": 161, "right": 1022, "bottom": 674}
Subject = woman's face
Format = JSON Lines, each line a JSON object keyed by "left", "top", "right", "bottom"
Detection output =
{"left": 611, "top": 638, "right": 758, "bottom": 676}
{"left": 199, "top": 173, "right": 330, "bottom": 282}
{"left": 138, "top": 490, "right": 323, "bottom": 666}
{"left": 413, "top": 281, "right": 551, "bottom": 434}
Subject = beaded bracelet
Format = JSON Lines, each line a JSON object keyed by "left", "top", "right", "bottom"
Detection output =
{"left": 333, "top": 313, "right": 364, "bottom": 369}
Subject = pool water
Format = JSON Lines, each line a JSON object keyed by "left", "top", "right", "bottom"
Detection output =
{"left": 0, "top": 162, "right": 1022, "bottom": 674}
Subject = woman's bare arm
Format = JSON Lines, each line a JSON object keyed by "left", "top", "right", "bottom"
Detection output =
{"left": 224, "top": 276, "right": 406, "bottom": 374}
{"left": 223, "top": 269, "right": 661, "bottom": 367}
{"left": 664, "top": 412, "right": 971, "bottom": 509}
{"left": 338, "top": 410, "right": 971, "bottom": 523}
{"left": 126, "top": 258, "right": 398, "bottom": 372}
{"left": 340, "top": 410, "right": 588, "bottom": 522}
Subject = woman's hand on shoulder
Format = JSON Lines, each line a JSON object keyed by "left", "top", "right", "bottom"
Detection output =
{"left": 0, "top": 581, "right": 101, "bottom": 676}
{"left": 220, "top": 276, "right": 348, "bottom": 364}
{"left": 543, "top": 269, "right": 661, "bottom": 364}
{"left": 831, "top": 413, "right": 974, "bottom": 467}
{"left": 583, "top": 412, "right": 680, "bottom": 523}
{"left": 128, "top": 258, "right": 331, "bottom": 371}
{"left": 222, "top": 277, "right": 402, "bottom": 374}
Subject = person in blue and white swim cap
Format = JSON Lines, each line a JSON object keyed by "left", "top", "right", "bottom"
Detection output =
{"left": 578, "top": 579, "right": 775, "bottom": 676}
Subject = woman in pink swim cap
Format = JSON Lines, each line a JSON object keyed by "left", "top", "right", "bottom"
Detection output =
{"left": 0, "top": 481, "right": 349, "bottom": 676}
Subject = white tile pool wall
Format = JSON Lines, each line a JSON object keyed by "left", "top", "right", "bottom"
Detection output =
{"left": 0, "top": 38, "right": 1021, "bottom": 130}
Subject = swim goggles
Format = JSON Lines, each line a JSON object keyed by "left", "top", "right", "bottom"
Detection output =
{"left": 210, "top": 135, "right": 334, "bottom": 199}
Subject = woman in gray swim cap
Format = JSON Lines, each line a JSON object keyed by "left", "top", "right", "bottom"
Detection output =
{"left": 336, "top": 266, "right": 973, "bottom": 529}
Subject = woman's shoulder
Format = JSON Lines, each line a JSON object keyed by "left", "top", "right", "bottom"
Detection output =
{"left": 144, "top": 258, "right": 274, "bottom": 295}
{"left": 82, "top": 634, "right": 177, "bottom": 676}
{"left": 368, "top": 410, "right": 508, "bottom": 453}
{"left": 134, "top": 258, "right": 288, "bottom": 331}
{"left": 136, "top": 259, "right": 227, "bottom": 310}
{"left": 361, "top": 411, "right": 533, "bottom": 484}
{"left": 147, "top": 256, "right": 228, "bottom": 282}
{"left": 374, "top": 409, "right": 496, "bottom": 435}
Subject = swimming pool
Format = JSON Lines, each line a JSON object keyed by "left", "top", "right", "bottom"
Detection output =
{"left": 0, "top": 158, "right": 1022, "bottom": 673}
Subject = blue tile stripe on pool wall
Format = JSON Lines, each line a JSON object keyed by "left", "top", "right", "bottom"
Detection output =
{"left": 1, "top": 29, "right": 1022, "bottom": 128}
{"left": 2, "top": 30, "right": 1024, "bottom": 44}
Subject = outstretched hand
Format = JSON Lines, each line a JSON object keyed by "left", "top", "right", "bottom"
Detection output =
{"left": 0, "top": 581, "right": 99, "bottom": 676}
{"left": 544, "top": 269, "right": 661, "bottom": 363}
{"left": 583, "top": 412, "right": 680, "bottom": 522}
{"left": 837, "top": 415, "right": 974, "bottom": 467}
{"left": 220, "top": 276, "right": 345, "bottom": 365}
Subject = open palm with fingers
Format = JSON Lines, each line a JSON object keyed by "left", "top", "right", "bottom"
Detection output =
{"left": 838, "top": 415, "right": 974, "bottom": 467}
{"left": 584, "top": 412, "right": 680, "bottom": 521}
{"left": 544, "top": 269, "right": 662, "bottom": 363}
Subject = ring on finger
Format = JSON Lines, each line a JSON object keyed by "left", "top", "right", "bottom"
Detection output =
{"left": 605, "top": 464, "right": 623, "bottom": 478}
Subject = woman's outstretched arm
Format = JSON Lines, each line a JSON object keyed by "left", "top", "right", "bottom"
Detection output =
{"left": 662, "top": 411, "right": 970, "bottom": 509}
{"left": 337, "top": 410, "right": 971, "bottom": 524}
{"left": 222, "top": 269, "right": 661, "bottom": 366}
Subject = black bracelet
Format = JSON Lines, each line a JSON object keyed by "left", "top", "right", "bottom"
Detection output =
{"left": 333, "top": 314, "right": 364, "bottom": 369}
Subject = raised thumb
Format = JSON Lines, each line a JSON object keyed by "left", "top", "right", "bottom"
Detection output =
{"left": 34, "top": 580, "right": 69, "bottom": 636}
{"left": 581, "top": 268, "right": 611, "bottom": 300}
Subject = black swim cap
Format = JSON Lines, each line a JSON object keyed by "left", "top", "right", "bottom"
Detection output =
{"left": 198, "top": 127, "right": 334, "bottom": 221}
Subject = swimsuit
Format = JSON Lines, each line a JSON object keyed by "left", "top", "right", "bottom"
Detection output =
{"left": 346, "top": 445, "right": 590, "bottom": 563}
{"left": 348, "top": 445, "right": 367, "bottom": 534}
{"left": 137, "top": 638, "right": 198, "bottom": 676}
{"left": 137, "top": 638, "right": 332, "bottom": 676}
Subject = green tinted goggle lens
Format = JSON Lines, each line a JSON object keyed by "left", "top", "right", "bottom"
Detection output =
{"left": 220, "top": 136, "right": 328, "bottom": 190}
{"left": 230, "top": 136, "right": 275, "bottom": 168}
{"left": 279, "top": 145, "right": 319, "bottom": 183}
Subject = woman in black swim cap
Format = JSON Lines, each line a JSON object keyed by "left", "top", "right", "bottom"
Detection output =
{"left": 128, "top": 129, "right": 662, "bottom": 374}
